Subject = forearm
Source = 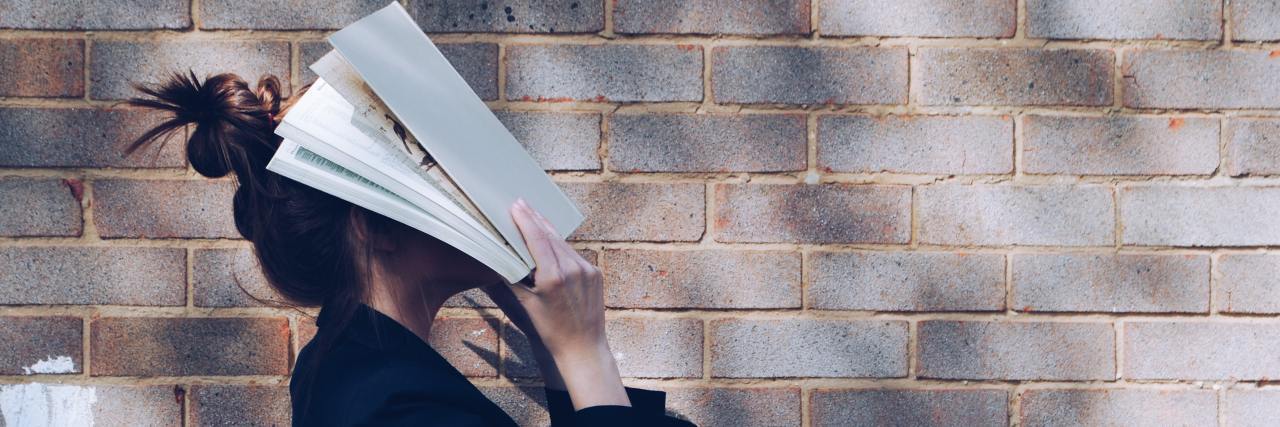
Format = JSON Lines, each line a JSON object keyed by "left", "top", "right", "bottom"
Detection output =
{"left": 552, "top": 341, "right": 630, "bottom": 410}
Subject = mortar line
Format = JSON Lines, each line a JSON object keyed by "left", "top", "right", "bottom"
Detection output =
{"left": 800, "top": 386, "right": 811, "bottom": 427}
{"left": 185, "top": 247, "right": 194, "bottom": 308}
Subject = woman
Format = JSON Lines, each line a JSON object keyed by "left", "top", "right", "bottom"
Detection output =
{"left": 124, "top": 71, "right": 695, "bottom": 426}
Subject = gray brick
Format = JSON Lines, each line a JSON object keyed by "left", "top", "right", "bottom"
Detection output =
{"left": 1232, "top": 0, "right": 1280, "bottom": 41}
{"left": 507, "top": 44, "right": 702, "bottom": 102}
{"left": 713, "top": 46, "right": 908, "bottom": 105}
{"left": 1028, "top": 0, "right": 1221, "bottom": 40}
{"left": 91, "top": 317, "right": 290, "bottom": 376}
{"left": 1218, "top": 254, "right": 1280, "bottom": 314}
{"left": 1012, "top": 254, "right": 1209, "bottom": 313}
{"left": 715, "top": 184, "right": 911, "bottom": 244}
{"left": 1125, "top": 322, "right": 1280, "bottom": 380}
{"left": 1120, "top": 186, "right": 1280, "bottom": 246}
{"left": 559, "top": 182, "right": 704, "bottom": 242}
{"left": 0, "top": 247, "right": 185, "bottom": 306}
{"left": 809, "top": 251, "right": 1006, "bottom": 311}
{"left": 1225, "top": 390, "right": 1280, "bottom": 427}
{"left": 201, "top": 0, "right": 383, "bottom": 29}
{"left": 919, "top": 48, "right": 1114, "bottom": 106}
{"left": 0, "top": 178, "right": 82, "bottom": 237}
{"left": 819, "top": 0, "right": 1016, "bottom": 37}
{"left": 609, "top": 113, "right": 807, "bottom": 173}
{"left": 0, "top": 317, "right": 82, "bottom": 375}
{"left": 92, "top": 385, "right": 183, "bottom": 426}
{"left": 1024, "top": 115, "right": 1219, "bottom": 175}
{"left": 1228, "top": 118, "right": 1280, "bottom": 176}
{"left": 90, "top": 40, "right": 289, "bottom": 100}
{"left": 495, "top": 111, "right": 600, "bottom": 171}
{"left": 615, "top": 0, "right": 809, "bottom": 35}
{"left": 477, "top": 386, "right": 549, "bottom": 426}
{"left": 918, "top": 321, "right": 1115, "bottom": 380}
{"left": 94, "top": 179, "right": 239, "bottom": 239}
{"left": 1020, "top": 389, "right": 1218, "bottom": 426}
{"left": 710, "top": 319, "right": 908, "bottom": 378}
{"left": 817, "top": 114, "right": 1013, "bottom": 174}
{"left": 602, "top": 249, "right": 801, "bottom": 309}
{"left": 812, "top": 389, "right": 1009, "bottom": 427}
{"left": 190, "top": 385, "right": 290, "bottom": 426}
{"left": 505, "top": 317, "right": 703, "bottom": 378}
{"left": 410, "top": 0, "right": 603, "bottom": 33}
{"left": 0, "top": 0, "right": 189, "bottom": 29}
{"left": 0, "top": 38, "right": 83, "bottom": 97}
{"left": 1123, "top": 49, "right": 1280, "bottom": 109}
{"left": 918, "top": 185, "right": 1115, "bottom": 246}
{"left": 665, "top": 388, "right": 801, "bottom": 427}
{"left": 0, "top": 108, "right": 184, "bottom": 168}
{"left": 437, "top": 43, "right": 499, "bottom": 101}
{"left": 193, "top": 248, "right": 283, "bottom": 308}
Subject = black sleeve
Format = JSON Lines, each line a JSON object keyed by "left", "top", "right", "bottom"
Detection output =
{"left": 545, "top": 387, "right": 696, "bottom": 427}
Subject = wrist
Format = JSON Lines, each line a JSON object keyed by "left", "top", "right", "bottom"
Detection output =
{"left": 551, "top": 340, "right": 630, "bottom": 410}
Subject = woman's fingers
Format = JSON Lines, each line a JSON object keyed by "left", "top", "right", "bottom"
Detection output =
{"left": 511, "top": 198, "right": 560, "bottom": 284}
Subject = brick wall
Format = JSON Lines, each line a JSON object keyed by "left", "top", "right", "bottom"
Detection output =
{"left": 2, "top": 0, "right": 1280, "bottom": 425}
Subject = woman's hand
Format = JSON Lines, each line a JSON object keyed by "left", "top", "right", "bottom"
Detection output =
{"left": 502, "top": 198, "right": 629, "bottom": 410}
{"left": 478, "top": 281, "right": 566, "bottom": 391}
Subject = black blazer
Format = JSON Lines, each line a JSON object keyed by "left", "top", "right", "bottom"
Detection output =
{"left": 291, "top": 302, "right": 696, "bottom": 426}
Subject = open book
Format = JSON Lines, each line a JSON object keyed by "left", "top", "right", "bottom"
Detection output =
{"left": 266, "top": 2, "right": 584, "bottom": 283}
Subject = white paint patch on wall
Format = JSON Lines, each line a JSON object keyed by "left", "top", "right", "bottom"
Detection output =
{"left": 0, "top": 383, "right": 97, "bottom": 427}
{"left": 21, "top": 356, "right": 77, "bottom": 375}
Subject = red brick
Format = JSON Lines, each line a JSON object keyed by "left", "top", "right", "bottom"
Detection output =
{"left": 1124, "top": 321, "right": 1280, "bottom": 380}
{"left": 715, "top": 184, "right": 911, "bottom": 244}
{"left": 93, "top": 179, "right": 239, "bottom": 239}
{"left": 428, "top": 317, "right": 499, "bottom": 377}
{"left": 615, "top": 0, "right": 809, "bottom": 35}
{"left": 559, "top": 182, "right": 704, "bottom": 242}
{"left": 193, "top": 248, "right": 282, "bottom": 308}
{"left": 190, "top": 385, "right": 290, "bottom": 426}
{"left": 1123, "top": 49, "right": 1280, "bottom": 109}
{"left": 609, "top": 113, "right": 807, "bottom": 173}
{"left": 0, "top": 247, "right": 185, "bottom": 306}
{"left": 0, "top": 39, "right": 83, "bottom": 97}
{"left": 91, "top": 317, "right": 290, "bottom": 376}
{"left": 1225, "top": 390, "right": 1280, "bottom": 426}
{"left": 90, "top": 40, "right": 289, "bottom": 100}
{"left": 602, "top": 249, "right": 801, "bottom": 309}
{"left": 0, "top": 108, "right": 184, "bottom": 168}
{"left": 0, "top": 178, "right": 82, "bottom": 237}
{"left": 1020, "top": 389, "right": 1217, "bottom": 425}
{"left": 809, "top": 251, "right": 1006, "bottom": 311}
{"left": 1217, "top": 254, "right": 1280, "bottom": 314}
{"left": 812, "top": 389, "right": 1008, "bottom": 427}
{"left": 919, "top": 48, "right": 1114, "bottom": 106}
{"left": 1119, "top": 186, "right": 1280, "bottom": 247}
{"left": 200, "top": 0, "right": 383, "bottom": 30}
{"left": 713, "top": 46, "right": 908, "bottom": 105}
{"left": 1024, "top": 115, "right": 1219, "bottom": 175}
{"left": 1227, "top": 118, "right": 1280, "bottom": 176}
{"left": 0, "top": 0, "right": 189, "bottom": 29}
{"left": 710, "top": 319, "right": 908, "bottom": 378}
{"left": 918, "top": 321, "right": 1115, "bottom": 380}
{"left": 0, "top": 316, "right": 82, "bottom": 375}
{"left": 506, "top": 44, "right": 702, "bottom": 102}
{"left": 819, "top": 0, "right": 1015, "bottom": 37}
{"left": 665, "top": 388, "right": 801, "bottom": 427}
{"left": 505, "top": 317, "right": 703, "bottom": 379}
{"left": 918, "top": 184, "right": 1115, "bottom": 246}
{"left": 1028, "top": 0, "right": 1221, "bottom": 40}
{"left": 817, "top": 114, "right": 1013, "bottom": 174}
{"left": 1232, "top": 0, "right": 1280, "bottom": 41}
{"left": 410, "top": 0, "right": 603, "bottom": 33}
{"left": 1013, "top": 254, "right": 1210, "bottom": 313}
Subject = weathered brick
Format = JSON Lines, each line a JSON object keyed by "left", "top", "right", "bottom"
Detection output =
{"left": 609, "top": 113, "right": 806, "bottom": 173}
{"left": 477, "top": 386, "right": 549, "bottom": 426}
{"left": 429, "top": 317, "right": 498, "bottom": 377}
{"left": 1123, "top": 49, "right": 1280, "bottom": 109}
{"left": 602, "top": 249, "right": 800, "bottom": 309}
{"left": 190, "top": 385, "right": 289, "bottom": 426}
{"left": 1013, "top": 254, "right": 1209, "bottom": 313}
{"left": 0, "top": 384, "right": 179, "bottom": 426}
{"left": 90, "top": 40, "right": 290, "bottom": 100}
{"left": 712, "top": 46, "right": 907, "bottom": 105}
{"left": 0, "top": 178, "right": 82, "bottom": 237}
{"left": 1020, "top": 389, "right": 1217, "bottom": 426}
{"left": 1218, "top": 254, "right": 1280, "bottom": 314}
{"left": 1231, "top": 0, "right": 1280, "bottom": 41}
{"left": 0, "top": 316, "right": 82, "bottom": 375}
{"left": 495, "top": 111, "right": 600, "bottom": 171}
{"left": 193, "top": 248, "right": 281, "bottom": 308}
{"left": 1228, "top": 118, "right": 1280, "bottom": 176}
{"left": 809, "top": 251, "right": 1005, "bottom": 311}
{"left": 1028, "top": 0, "right": 1221, "bottom": 40}
{"left": 819, "top": 0, "right": 1015, "bottom": 37}
{"left": 710, "top": 319, "right": 908, "bottom": 378}
{"left": 559, "top": 182, "right": 704, "bottom": 242}
{"left": 1120, "top": 186, "right": 1280, "bottom": 246}
{"left": 0, "top": 39, "right": 83, "bottom": 97}
{"left": 615, "top": 0, "right": 809, "bottom": 35}
{"left": 715, "top": 184, "right": 911, "bottom": 244}
{"left": 201, "top": 0, "right": 383, "bottom": 30}
{"left": 91, "top": 317, "right": 290, "bottom": 376}
{"left": 506, "top": 44, "right": 702, "bottom": 103}
{"left": 918, "top": 48, "right": 1114, "bottom": 106}
{"left": 817, "top": 114, "right": 1013, "bottom": 174}
{"left": 505, "top": 317, "right": 702, "bottom": 378}
{"left": 1125, "top": 322, "right": 1280, "bottom": 380}
{"left": 0, "top": 0, "right": 189, "bottom": 29}
{"left": 93, "top": 385, "right": 184, "bottom": 426}
{"left": 664, "top": 388, "right": 801, "bottom": 427}
{"left": 918, "top": 321, "right": 1115, "bottom": 380}
{"left": 1225, "top": 390, "right": 1280, "bottom": 427}
{"left": 1024, "top": 115, "right": 1219, "bottom": 175}
{"left": 812, "top": 389, "right": 1008, "bottom": 427}
{"left": 0, "top": 108, "right": 184, "bottom": 168}
{"left": 918, "top": 185, "right": 1114, "bottom": 246}
{"left": 94, "top": 179, "right": 239, "bottom": 239}
{"left": 410, "top": 0, "right": 603, "bottom": 33}
{"left": 0, "top": 247, "right": 185, "bottom": 306}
